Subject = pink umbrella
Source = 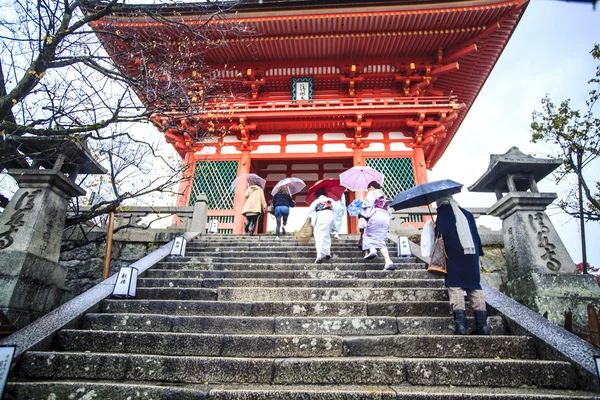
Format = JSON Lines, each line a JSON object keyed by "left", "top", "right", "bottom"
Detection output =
{"left": 305, "top": 179, "right": 346, "bottom": 205}
{"left": 339, "top": 166, "right": 384, "bottom": 191}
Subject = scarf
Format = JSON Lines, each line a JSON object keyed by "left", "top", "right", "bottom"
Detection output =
{"left": 437, "top": 197, "right": 475, "bottom": 255}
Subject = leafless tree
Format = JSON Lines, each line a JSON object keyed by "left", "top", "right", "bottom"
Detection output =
{"left": 0, "top": 0, "right": 248, "bottom": 226}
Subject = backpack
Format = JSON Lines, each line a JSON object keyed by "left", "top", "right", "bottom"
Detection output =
{"left": 374, "top": 195, "right": 390, "bottom": 211}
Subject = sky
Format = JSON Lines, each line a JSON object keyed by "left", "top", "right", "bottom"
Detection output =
{"left": 428, "top": 0, "right": 600, "bottom": 268}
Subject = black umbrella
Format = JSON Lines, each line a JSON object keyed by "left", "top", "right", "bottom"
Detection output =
{"left": 390, "top": 179, "right": 463, "bottom": 211}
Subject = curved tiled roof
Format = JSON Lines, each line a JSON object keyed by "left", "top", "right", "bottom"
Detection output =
{"left": 91, "top": 0, "right": 528, "bottom": 167}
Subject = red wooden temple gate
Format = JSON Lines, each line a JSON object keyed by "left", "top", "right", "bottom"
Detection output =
{"left": 90, "top": 0, "right": 528, "bottom": 233}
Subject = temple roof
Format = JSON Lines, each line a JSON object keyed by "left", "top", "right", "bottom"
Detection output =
{"left": 90, "top": 0, "right": 529, "bottom": 167}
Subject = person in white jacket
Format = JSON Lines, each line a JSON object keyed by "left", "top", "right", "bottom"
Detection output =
{"left": 361, "top": 181, "right": 394, "bottom": 270}
{"left": 307, "top": 188, "right": 342, "bottom": 263}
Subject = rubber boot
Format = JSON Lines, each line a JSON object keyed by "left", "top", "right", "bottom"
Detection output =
{"left": 470, "top": 310, "right": 490, "bottom": 335}
{"left": 453, "top": 310, "right": 468, "bottom": 335}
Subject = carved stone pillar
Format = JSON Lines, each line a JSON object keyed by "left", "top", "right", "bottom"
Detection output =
{"left": 469, "top": 147, "right": 599, "bottom": 332}
{"left": 0, "top": 137, "right": 105, "bottom": 329}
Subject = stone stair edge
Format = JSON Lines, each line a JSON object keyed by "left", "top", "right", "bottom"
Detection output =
{"left": 6, "top": 382, "right": 600, "bottom": 400}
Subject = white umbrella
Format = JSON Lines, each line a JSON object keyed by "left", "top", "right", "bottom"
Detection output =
{"left": 271, "top": 177, "right": 305, "bottom": 196}
{"left": 230, "top": 173, "right": 266, "bottom": 191}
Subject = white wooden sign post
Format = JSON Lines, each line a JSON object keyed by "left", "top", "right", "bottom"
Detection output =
{"left": 0, "top": 345, "right": 16, "bottom": 397}
{"left": 111, "top": 266, "right": 138, "bottom": 298}
{"left": 208, "top": 219, "right": 219, "bottom": 234}
{"left": 397, "top": 236, "right": 412, "bottom": 257}
{"left": 170, "top": 236, "right": 187, "bottom": 256}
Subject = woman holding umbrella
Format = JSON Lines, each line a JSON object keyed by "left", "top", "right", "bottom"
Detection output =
{"left": 361, "top": 181, "right": 395, "bottom": 271}
{"left": 271, "top": 186, "right": 296, "bottom": 239}
{"left": 242, "top": 179, "right": 267, "bottom": 236}
{"left": 434, "top": 195, "right": 489, "bottom": 335}
{"left": 307, "top": 188, "right": 342, "bottom": 263}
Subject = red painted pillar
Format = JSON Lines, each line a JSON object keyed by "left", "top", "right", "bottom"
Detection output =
{"left": 232, "top": 150, "right": 251, "bottom": 234}
{"left": 413, "top": 146, "right": 432, "bottom": 223}
{"left": 176, "top": 151, "right": 195, "bottom": 207}
{"left": 413, "top": 146, "right": 429, "bottom": 185}
{"left": 352, "top": 147, "right": 363, "bottom": 166}
{"left": 349, "top": 147, "right": 365, "bottom": 233}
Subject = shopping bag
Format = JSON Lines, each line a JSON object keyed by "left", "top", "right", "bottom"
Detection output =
{"left": 295, "top": 218, "right": 314, "bottom": 244}
{"left": 427, "top": 234, "right": 447, "bottom": 276}
{"left": 357, "top": 217, "right": 368, "bottom": 230}
{"left": 420, "top": 219, "right": 435, "bottom": 256}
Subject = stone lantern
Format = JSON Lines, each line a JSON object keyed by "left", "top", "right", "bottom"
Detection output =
{"left": 469, "top": 147, "right": 599, "bottom": 332}
{"left": 0, "top": 136, "right": 106, "bottom": 329}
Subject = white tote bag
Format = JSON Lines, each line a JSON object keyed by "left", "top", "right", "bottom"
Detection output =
{"left": 420, "top": 219, "right": 435, "bottom": 257}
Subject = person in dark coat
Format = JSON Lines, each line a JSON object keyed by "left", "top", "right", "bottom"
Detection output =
{"left": 271, "top": 187, "right": 296, "bottom": 239}
{"left": 434, "top": 195, "right": 489, "bottom": 335}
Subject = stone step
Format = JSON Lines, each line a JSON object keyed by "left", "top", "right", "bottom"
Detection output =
{"left": 54, "top": 330, "right": 534, "bottom": 359}
{"left": 131, "top": 287, "right": 448, "bottom": 301}
{"left": 185, "top": 234, "right": 361, "bottom": 243}
{"left": 6, "top": 382, "right": 600, "bottom": 400}
{"left": 144, "top": 269, "right": 439, "bottom": 280}
{"left": 162, "top": 255, "right": 418, "bottom": 263}
{"left": 155, "top": 261, "right": 425, "bottom": 271}
{"left": 182, "top": 244, "right": 369, "bottom": 252}
{"left": 83, "top": 314, "right": 507, "bottom": 335}
{"left": 217, "top": 287, "right": 448, "bottom": 302}
{"left": 180, "top": 254, "right": 416, "bottom": 263}
{"left": 180, "top": 249, "right": 412, "bottom": 258}
{"left": 182, "top": 244, "right": 369, "bottom": 251}
{"left": 135, "top": 287, "right": 218, "bottom": 300}
{"left": 18, "top": 352, "right": 577, "bottom": 389}
{"left": 137, "top": 277, "right": 445, "bottom": 289}
{"left": 100, "top": 300, "right": 457, "bottom": 317}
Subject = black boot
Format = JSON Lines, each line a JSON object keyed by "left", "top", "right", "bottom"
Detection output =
{"left": 453, "top": 310, "right": 468, "bottom": 335}
{"left": 471, "top": 310, "right": 490, "bottom": 335}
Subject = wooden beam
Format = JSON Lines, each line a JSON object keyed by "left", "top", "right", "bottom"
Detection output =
{"left": 431, "top": 63, "right": 459, "bottom": 76}
{"left": 442, "top": 44, "right": 478, "bottom": 64}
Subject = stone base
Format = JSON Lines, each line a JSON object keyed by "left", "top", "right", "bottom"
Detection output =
{"left": 505, "top": 272, "right": 600, "bottom": 334}
{"left": 0, "top": 252, "right": 71, "bottom": 329}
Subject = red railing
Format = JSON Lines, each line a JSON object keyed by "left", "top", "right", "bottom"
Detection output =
{"left": 198, "top": 95, "right": 461, "bottom": 114}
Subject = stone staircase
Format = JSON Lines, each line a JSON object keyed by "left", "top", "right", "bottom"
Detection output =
{"left": 5, "top": 234, "right": 600, "bottom": 399}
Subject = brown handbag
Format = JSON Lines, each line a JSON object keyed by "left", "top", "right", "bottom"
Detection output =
{"left": 295, "top": 218, "right": 314, "bottom": 244}
{"left": 428, "top": 234, "right": 447, "bottom": 276}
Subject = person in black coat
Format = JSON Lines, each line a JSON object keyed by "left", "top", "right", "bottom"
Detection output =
{"left": 434, "top": 196, "right": 489, "bottom": 335}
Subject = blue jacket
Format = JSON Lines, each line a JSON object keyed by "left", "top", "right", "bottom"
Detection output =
{"left": 272, "top": 193, "right": 296, "bottom": 208}
{"left": 434, "top": 204, "right": 484, "bottom": 289}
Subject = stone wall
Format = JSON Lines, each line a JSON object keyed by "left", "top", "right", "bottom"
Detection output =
{"left": 59, "top": 229, "right": 183, "bottom": 296}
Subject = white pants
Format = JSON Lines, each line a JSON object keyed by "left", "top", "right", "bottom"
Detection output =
{"left": 313, "top": 210, "right": 335, "bottom": 257}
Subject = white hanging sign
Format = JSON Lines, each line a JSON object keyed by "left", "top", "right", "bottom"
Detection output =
{"left": 170, "top": 236, "right": 187, "bottom": 256}
{"left": 397, "top": 236, "right": 412, "bottom": 257}
{"left": 0, "top": 345, "right": 16, "bottom": 397}
{"left": 112, "top": 266, "right": 138, "bottom": 298}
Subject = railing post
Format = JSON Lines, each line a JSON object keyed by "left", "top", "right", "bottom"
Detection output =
{"left": 102, "top": 212, "right": 115, "bottom": 280}
{"left": 189, "top": 194, "right": 208, "bottom": 233}
{"left": 588, "top": 304, "right": 600, "bottom": 347}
